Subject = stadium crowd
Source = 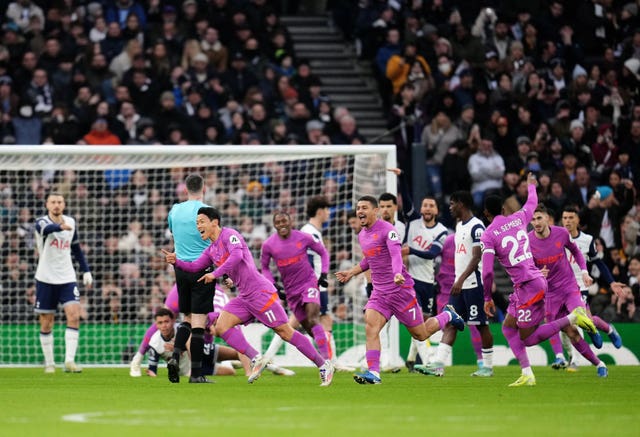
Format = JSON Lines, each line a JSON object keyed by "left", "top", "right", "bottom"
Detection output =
{"left": 0, "top": 0, "right": 639, "bottom": 325}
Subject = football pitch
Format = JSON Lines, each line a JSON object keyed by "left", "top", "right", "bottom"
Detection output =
{"left": 3, "top": 366, "right": 638, "bottom": 437}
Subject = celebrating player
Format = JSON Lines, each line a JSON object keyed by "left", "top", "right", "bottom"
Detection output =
{"left": 163, "top": 207, "right": 334, "bottom": 386}
{"left": 420, "top": 191, "right": 493, "bottom": 377}
{"left": 260, "top": 211, "right": 331, "bottom": 360}
{"left": 335, "top": 196, "right": 464, "bottom": 385}
{"left": 34, "top": 192, "right": 93, "bottom": 373}
{"left": 481, "top": 173, "right": 596, "bottom": 386}
{"left": 529, "top": 204, "right": 609, "bottom": 377}
{"left": 551, "top": 205, "right": 625, "bottom": 370}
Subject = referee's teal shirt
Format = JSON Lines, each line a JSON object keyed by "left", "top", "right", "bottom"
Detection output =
{"left": 168, "top": 200, "right": 210, "bottom": 261}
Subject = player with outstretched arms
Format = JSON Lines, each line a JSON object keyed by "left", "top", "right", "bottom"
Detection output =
{"left": 34, "top": 192, "right": 93, "bottom": 373}
{"left": 481, "top": 173, "right": 596, "bottom": 386}
{"left": 163, "top": 207, "right": 334, "bottom": 386}
{"left": 260, "top": 211, "right": 331, "bottom": 360}
{"left": 335, "top": 196, "right": 464, "bottom": 385}
{"left": 529, "top": 204, "right": 612, "bottom": 378}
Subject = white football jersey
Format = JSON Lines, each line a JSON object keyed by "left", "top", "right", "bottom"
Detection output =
{"left": 148, "top": 328, "right": 190, "bottom": 376}
{"left": 300, "top": 222, "right": 325, "bottom": 290}
{"left": 567, "top": 231, "right": 599, "bottom": 290}
{"left": 34, "top": 214, "right": 78, "bottom": 284}
{"left": 405, "top": 219, "right": 448, "bottom": 283}
{"left": 391, "top": 220, "right": 406, "bottom": 243}
{"left": 454, "top": 216, "right": 485, "bottom": 290}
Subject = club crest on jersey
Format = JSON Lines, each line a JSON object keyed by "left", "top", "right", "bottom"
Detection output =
{"left": 388, "top": 230, "right": 399, "bottom": 241}
{"left": 473, "top": 227, "right": 484, "bottom": 240}
{"left": 229, "top": 235, "right": 240, "bottom": 245}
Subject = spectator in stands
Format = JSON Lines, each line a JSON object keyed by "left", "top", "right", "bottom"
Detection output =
{"left": 331, "top": 113, "right": 366, "bottom": 145}
{"left": 422, "top": 109, "right": 462, "bottom": 199}
{"left": 80, "top": 117, "right": 121, "bottom": 145}
{"left": 6, "top": 0, "right": 45, "bottom": 33}
{"left": 385, "top": 41, "right": 431, "bottom": 96}
{"left": 467, "top": 135, "right": 505, "bottom": 208}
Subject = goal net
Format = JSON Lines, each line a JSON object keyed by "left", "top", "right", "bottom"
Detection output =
{"left": 0, "top": 145, "right": 397, "bottom": 367}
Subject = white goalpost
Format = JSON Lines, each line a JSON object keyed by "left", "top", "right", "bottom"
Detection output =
{"left": 0, "top": 144, "right": 402, "bottom": 368}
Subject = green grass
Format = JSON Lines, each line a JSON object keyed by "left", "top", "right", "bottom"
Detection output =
{"left": 2, "top": 366, "right": 638, "bottom": 436}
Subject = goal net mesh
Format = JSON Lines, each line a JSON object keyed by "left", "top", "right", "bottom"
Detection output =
{"left": 0, "top": 145, "right": 395, "bottom": 367}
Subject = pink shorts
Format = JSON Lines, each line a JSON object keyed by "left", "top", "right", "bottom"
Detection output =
{"left": 545, "top": 287, "right": 585, "bottom": 322}
{"left": 164, "top": 285, "right": 179, "bottom": 313}
{"left": 286, "top": 281, "right": 321, "bottom": 323}
{"left": 506, "top": 276, "right": 547, "bottom": 329}
{"left": 365, "top": 286, "right": 423, "bottom": 328}
{"left": 223, "top": 289, "right": 289, "bottom": 328}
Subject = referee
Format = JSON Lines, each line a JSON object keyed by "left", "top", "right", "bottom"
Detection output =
{"left": 167, "top": 174, "right": 215, "bottom": 383}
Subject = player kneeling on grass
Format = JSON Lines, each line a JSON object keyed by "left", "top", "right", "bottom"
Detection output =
{"left": 147, "top": 308, "right": 247, "bottom": 379}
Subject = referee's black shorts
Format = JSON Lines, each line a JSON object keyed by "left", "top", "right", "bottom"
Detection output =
{"left": 174, "top": 265, "right": 215, "bottom": 315}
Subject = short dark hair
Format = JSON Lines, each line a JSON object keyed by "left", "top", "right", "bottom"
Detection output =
{"left": 484, "top": 195, "right": 503, "bottom": 217}
{"left": 197, "top": 206, "right": 221, "bottom": 225}
{"left": 534, "top": 203, "right": 549, "bottom": 215}
{"left": 46, "top": 191, "right": 64, "bottom": 201}
{"left": 378, "top": 192, "right": 397, "bottom": 204}
{"left": 185, "top": 173, "right": 204, "bottom": 194}
{"left": 358, "top": 195, "right": 378, "bottom": 207}
{"left": 306, "top": 195, "right": 330, "bottom": 219}
{"left": 450, "top": 190, "right": 473, "bottom": 210}
{"left": 562, "top": 204, "right": 580, "bottom": 215}
{"left": 155, "top": 308, "right": 174, "bottom": 319}
{"left": 272, "top": 209, "right": 291, "bottom": 223}
{"left": 346, "top": 210, "right": 357, "bottom": 220}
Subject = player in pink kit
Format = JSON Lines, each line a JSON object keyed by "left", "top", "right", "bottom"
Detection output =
{"left": 481, "top": 173, "right": 597, "bottom": 386}
{"left": 261, "top": 211, "right": 331, "bottom": 359}
{"left": 163, "top": 206, "right": 334, "bottom": 386}
{"left": 528, "top": 204, "right": 609, "bottom": 378}
{"left": 336, "top": 196, "right": 464, "bottom": 384}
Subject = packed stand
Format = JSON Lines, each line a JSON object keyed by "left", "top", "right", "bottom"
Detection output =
{"left": 330, "top": 0, "right": 640, "bottom": 321}
{"left": 0, "top": 0, "right": 369, "bottom": 324}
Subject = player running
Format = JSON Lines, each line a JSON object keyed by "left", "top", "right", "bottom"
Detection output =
{"left": 260, "top": 211, "right": 331, "bottom": 360}
{"left": 163, "top": 207, "right": 334, "bottom": 386}
{"left": 481, "top": 173, "right": 596, "bottom": 386}
{"left": 529, "top": 204, "right": 610, "bottom": 377}
{"left": 336, "top": 196, "right": 464, "bottom": 385}
{"left": 549, "top": 205, "right": 625, "bottom": 370}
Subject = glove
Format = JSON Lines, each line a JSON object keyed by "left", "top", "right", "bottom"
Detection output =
{"left": 83, "top": 272, "right": 93, "bottom": 287}
{"left": 318, "top": 273, "right": 328, "bottom": 289}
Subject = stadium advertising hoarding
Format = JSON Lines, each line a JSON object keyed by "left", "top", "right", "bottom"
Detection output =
{"left": 1, "top": 322, "right": 638, "bottom": 366}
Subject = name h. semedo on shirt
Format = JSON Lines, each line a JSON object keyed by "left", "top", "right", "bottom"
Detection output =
{"left": 493, "top": 218, "right": 524, "bottom": 236}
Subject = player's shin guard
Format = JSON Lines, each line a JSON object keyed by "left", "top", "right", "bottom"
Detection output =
{"left": 469, "top": 325, "right": 483, "bottom": 362}
{"left": 592, "top": 315, "right": 610, "bottom": 333}
{"left": 523, "top": 317, "right": 570, "bottom": 346}
{"left": 65, "top": 327, "right": 79, "bottom": 363}
{"left": 572, "top": 337, "right": 601, "bottom": 366}
{"left": 289, "top": 331, "right": 325, "bottom": 367}
{"left": 549, "top": 333, "right": 564, "bottom": 357}
{"left": 220, "top": 327, "right": 259, "bottom": 359}
{"left": 190, "top": 328, "right": 205, "bottom": 378}
{"left": 366, "top": 349, "right": 381, "bottom": 374}
{"left": 173, "top": 322, "right": 191, "bottom": 361}
{"left": 311, "top": 324, "right": 331, "bottom": 360}
{"left": 138, "top": 322, "right": 158, "bottom": 355}
{"left": 502, "top": 324, "right": 530, "bottom": 368}
{"left": 40, "top": 331, "right": 54, "bottom": 367}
